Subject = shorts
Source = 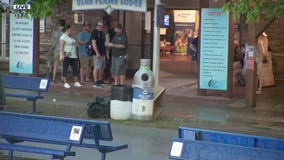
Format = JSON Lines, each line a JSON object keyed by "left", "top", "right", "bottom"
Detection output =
{"left": 111, "top": 56, "right": 126, "bottom": 75}
{"left": 79, "top": 56, "right": 90, "bottom": 68}
{"left": 93, "top": 56, "right": 105, "bottom": 69}
{"left": 54, "top": 52, "right": 61, "bottom": 67}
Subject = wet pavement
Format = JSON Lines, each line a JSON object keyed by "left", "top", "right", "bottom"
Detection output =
{"left": 1, "top": 57, "right": 284, "bottom": 159}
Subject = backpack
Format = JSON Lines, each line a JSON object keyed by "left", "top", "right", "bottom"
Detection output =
{"left": 87, "top": 96, "right": 110, "bottom": 118}
{"left": 86, "top": 39, "right": 95, "bottom": 56}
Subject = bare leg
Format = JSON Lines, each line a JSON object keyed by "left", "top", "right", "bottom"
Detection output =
{"left": 52, "top": 66, "right": 57, "bottom": 81}
{"left": 74, "top": 76, "right": 79, "bottom": 83}
{"left": 80, "top": 68, "right": 84, "bottom": 83}
{"left": 85, "top": 67, "right": 90, "bottom": 81}
{"left": 62, "top": 76, "right": 67, "bottom": 84}
{"left": 113, "top": 75, "right": 119, "bottom": 85}
{"left": 119, "top": 75, "right": 126, "bottom": 85}
{"left": 98, "top": 68, "right": 104, "bottom": 81}
{"left": 93, "top": 69, "right": 98, "bottom": 82}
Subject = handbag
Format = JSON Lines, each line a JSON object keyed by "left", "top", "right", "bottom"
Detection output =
{"left": 86, "top": 40, "right": 95, "bottom": 56}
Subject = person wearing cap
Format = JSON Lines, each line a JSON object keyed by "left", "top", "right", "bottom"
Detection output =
{"left": 105, "top": 19, "right": 119, "bottom": 84}
{"left": 90, "top": 21, "right": 106, "bottom": 88}
{"left": 107, "top": 24, "right": 128, "bottom": 85}
{"left": 77, "top": 22, "right": 91, "bottom": 83}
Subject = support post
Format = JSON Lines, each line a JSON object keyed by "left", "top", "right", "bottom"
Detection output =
{"left": 153, "top": 0, "right": 161, "bottom": 87}
{"left": 197, "top": 0, "right": 209, "bottom": 96}
{"left": 245, "top": 24, "right": 257, "bottom": 108}
{"left": 33, "top": 18, "right": 40, "bottom": 77}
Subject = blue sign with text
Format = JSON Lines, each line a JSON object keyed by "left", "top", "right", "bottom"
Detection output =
{"left": 9, "top": 15, "right": 34, "bottom": 74}
{"left": 200, "top": 8, "right": 229, "bottom": 90}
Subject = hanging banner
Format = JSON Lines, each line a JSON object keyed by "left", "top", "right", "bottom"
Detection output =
{"left": 199, "top": 8, "right": 229, "bottom": 90}
{"left": 174, "top": 23, "right": 195, "bottom": 54}
{"left": 72, "top": 0, "right": 147, "bottom": 13}
{"left": 174, "top": 10, "right": 196, "bottom": 23}
{"left": 173, "top": 10, "right": 196, "bottom": 55}
{"left": 9, "top": 15, "right": 34, "bottom": 74}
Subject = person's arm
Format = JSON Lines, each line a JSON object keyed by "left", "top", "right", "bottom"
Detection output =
{"left": 91, "top": 31, "right": 101, "bottom": 57}
{"left": 59, "top": 39, "right": 66, "bottom": 61}
{"left": 92, "top": 39, "right": 101, "bottom": 57}
{"left": 110, "top": 33, "right": 128, "bottom": 49}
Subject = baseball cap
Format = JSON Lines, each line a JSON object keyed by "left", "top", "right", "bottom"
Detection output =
{"left": 97, "top": 21, "right": 104, "bottom": 26}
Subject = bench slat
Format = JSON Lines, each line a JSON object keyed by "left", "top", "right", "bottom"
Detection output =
{"left": 178, "top": 127, "right": 284, "bottom": 151}
{"left": 0, "top": 113, "right": 84, "bottom": 144}
{"left": 169, "top": 138, "right": 284, "bottom": 160}
{"left": 0, "top": 143, "right": 75, "bottom": 157}
{"left": 1, "top": 75, "right": 50, "bottom": 91}
{"left": 5, "top": 93, "right": 43, "bottom": 100}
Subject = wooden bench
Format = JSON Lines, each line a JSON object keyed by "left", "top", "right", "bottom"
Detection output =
{"left": 0, "top": 111, "right": 128, "bottom": 160}
{"left": 1, "top": 74, "right": 50, "bottom": 113}
{"left": 168, "top": 127, "right": 284, "bottom": 160}
{"left": 0, "top": 111, "right": 85, "bottom": 160}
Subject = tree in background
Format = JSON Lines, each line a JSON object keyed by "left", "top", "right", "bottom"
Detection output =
{"left": 1, "top": 0, "right": 61, "bottom": 18}
{"left": 223, "top": 0, "right": 284, "bottom": 23}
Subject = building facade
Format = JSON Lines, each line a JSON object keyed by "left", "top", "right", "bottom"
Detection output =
{"left": 1, "top": 0, "right": 284, "bottom": 84}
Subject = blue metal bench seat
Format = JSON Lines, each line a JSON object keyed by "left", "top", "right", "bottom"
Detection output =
{"left": 168, "top": 127, "right": 284, "bottom": 160}
{"left": 0, "top": 111, "right": 128, "bottom": 160}
{"left": 0, "top": 111, "right": 85, "bottom": 160}
{"left": 1, "top": 74, "right": 50, "bottom": 113}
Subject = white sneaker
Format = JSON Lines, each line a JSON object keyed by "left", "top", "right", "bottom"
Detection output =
{"left": 74, "top": 82, "right": 82, "bottom": 87}
{"left": 64, "top": 83, "right": 71, "bottom": 89}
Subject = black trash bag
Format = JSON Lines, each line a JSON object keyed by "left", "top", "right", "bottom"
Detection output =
{"left": 87, "top": 96, "right": 110, "bottom": 118}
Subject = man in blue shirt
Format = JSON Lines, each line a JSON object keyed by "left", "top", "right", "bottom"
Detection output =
{"left": 77, "top": 22, "right": 91, "bottom": 83}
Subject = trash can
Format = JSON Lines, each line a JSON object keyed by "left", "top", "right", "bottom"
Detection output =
{"left": 131, "top": 59, "right": 155, "bottom": 121}
{"left": 110, "top": 85, "right": 133, "bottom": 120}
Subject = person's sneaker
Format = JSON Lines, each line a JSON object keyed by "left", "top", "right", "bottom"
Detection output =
{"left": 64, "top": 83, "right": 71, "bottom": 89}
{"left": 74, "top": 82, "right": 82, "bottom": 87}
{"left": 256, "top": 90, "right": 263, "bottom": 95}
{"left": 93, "top": 82, "right": 104, "bottom": 88}
{"left": 98, "top": 80, "right": 108, "bottom": 86}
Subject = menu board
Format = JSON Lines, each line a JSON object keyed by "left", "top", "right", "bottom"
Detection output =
{"left": 9, "top": 15, "right": 34, "bottom": 74}
{"left": 199, "top": 8, "right": 229, "bottom": 90}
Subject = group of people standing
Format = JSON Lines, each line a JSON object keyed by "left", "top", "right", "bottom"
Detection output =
{"left": 48, "top": 19, "right": 128, "bottom": 89}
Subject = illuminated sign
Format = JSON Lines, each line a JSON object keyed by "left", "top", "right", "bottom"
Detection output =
{"left": 199, "top": 8, "right": 229, "bottom": 90}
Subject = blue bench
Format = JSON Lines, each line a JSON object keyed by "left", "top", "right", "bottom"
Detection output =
{"left": 1, "top": 74, "right": 50, "bottom": 113}
{"left": 168, "top": 127, "right": 284, "bottom": 160}
{"left": 0, "top": 111, "right": 85, "bottom": 160}
{"left": 0, "top": 111, "right": 128, "bottom": 160}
